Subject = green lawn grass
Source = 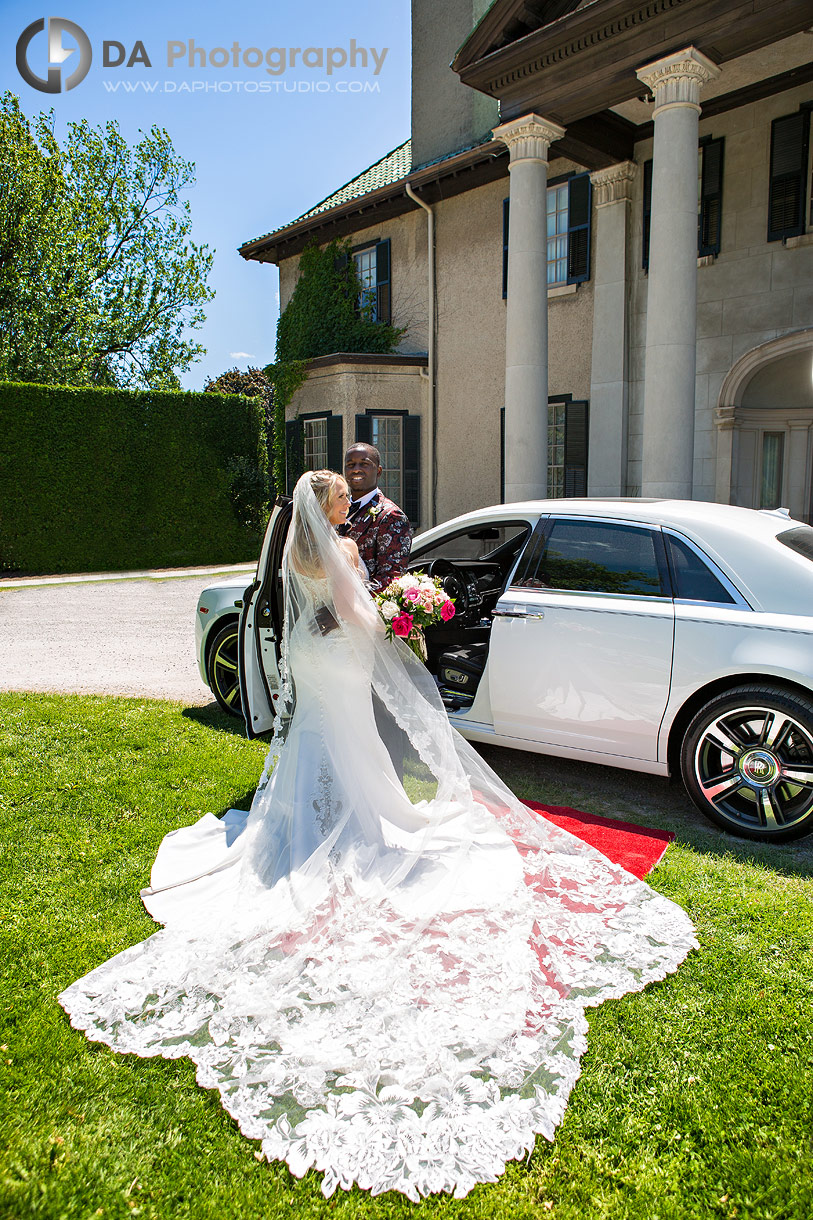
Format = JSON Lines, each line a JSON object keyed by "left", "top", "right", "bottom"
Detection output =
{"left": 1, "top": 691, "right": 812, "bottom": 1220}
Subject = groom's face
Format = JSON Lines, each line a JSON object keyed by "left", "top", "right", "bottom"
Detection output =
{"left": 344, "top": 447, "right": 381, "bottom": 499}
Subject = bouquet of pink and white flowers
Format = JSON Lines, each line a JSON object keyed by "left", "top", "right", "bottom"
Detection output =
{"left": 375, "top": 571, "right": 455, "bottom": 660}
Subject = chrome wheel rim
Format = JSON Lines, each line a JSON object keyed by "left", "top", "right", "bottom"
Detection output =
{"left": 211, "top": 630, "right": 241, "bottom": 711}
{"left": 693, "top": 705, "right": 813, "bottom": 834}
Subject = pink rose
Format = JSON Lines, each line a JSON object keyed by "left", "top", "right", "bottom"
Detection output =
{"left": 391, "top": 613, "right": 414, "bottom": 637}
{"left": 403, "top": 587, "right": 420, "bottom": 602}
{"left": 440, "top": 600, "right": 455, "bottom": 622}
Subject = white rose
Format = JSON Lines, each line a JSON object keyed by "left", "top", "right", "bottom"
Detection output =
{"left": 380, "top": 600, "right": 399, "bottom": 620}
{"left": 397, "top": 574, "right": 420, "bottom": 590}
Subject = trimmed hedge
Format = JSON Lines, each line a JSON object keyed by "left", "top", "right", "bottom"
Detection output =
{"left": 0, "top": 381, "right": 268, "bottom": 574}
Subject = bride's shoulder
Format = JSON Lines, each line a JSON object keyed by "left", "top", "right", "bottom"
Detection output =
{"left": 338, "top": 537, "right": 359, "bottom": 566}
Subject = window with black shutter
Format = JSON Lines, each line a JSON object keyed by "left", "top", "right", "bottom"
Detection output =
{"left": 285, "top": 419, "right": 305, "bottom": 495}
{"left": 501, "top": 399, "right": 589, "bottom": 500}
{"left": 698, "top": 137, "right": 724, "bottom": 257}
{"left": 502, "top": 198, "right": 509, "bottom": 299}
{"left": 642, "top": 158, "right": 653, "bottom": 271}
{"left": 563, "top": 400, "right": 588, "bottom": 496}
{"left": 502, "top": 175, "right": 592, "bottom": 293}
{"left": 643, "top": 138, "right": 726, "bottom": 267}
{"left": 356, "top": 410, "right": 421, "bottom": 526}
{"left": 352, "top": 239, "right": 391, "bottom": 323}
{"left": 326, "top": 416, "right": 343, "bottom": 470}
{"left": 768, "top": 111, "right": 810, "bottom": 241}
{"left": 567, "top": 173, "right": 591, "bottom": 283}
{"left": 375, "top": 239, "right": 391, "bottom": 324}
{"left": 285, "top": 413, "right": 342, "bottom": 494}
{"left": 402, "top": 415, "right": 420, "bottom": 526}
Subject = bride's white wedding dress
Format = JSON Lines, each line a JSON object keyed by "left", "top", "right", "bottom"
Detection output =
{"left": 59, "top": 478, "right": 697, "bottom": 1201}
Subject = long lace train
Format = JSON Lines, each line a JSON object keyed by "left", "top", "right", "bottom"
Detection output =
{"left": 60, "top": 798, "right": 695, "bottom": 1200}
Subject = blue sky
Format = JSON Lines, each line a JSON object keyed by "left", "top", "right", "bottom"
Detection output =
{"left": 1, "top": 1, "right": 412, "bottom": 388}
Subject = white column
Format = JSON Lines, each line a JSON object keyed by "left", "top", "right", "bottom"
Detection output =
{"left": 588, "top": 161, "right": 636, "bottom": 496}
{"left": 636, "top": 47, "right": 720, "bottom": 498}
{"left": 493, "top": 113, "right": 565, "bottom": 502}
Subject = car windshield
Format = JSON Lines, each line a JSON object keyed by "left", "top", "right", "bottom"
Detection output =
{"left": 412, "top": 523, "right": 530, "bottom": 563}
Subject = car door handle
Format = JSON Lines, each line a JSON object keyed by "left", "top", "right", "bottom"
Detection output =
{"left": 492, "top": 607, "right": 544, "bottom": 619}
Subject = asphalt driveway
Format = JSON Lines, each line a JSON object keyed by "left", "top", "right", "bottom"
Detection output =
{"left": 0, "top": 566, "right": 255, "bottom": 705}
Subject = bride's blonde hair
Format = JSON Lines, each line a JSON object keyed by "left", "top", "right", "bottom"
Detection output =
{"left": 288, "top": 469, "right": 347, "bottom": 576}
{"left": 307, "top": 469, "right": 346, "bottom": 515}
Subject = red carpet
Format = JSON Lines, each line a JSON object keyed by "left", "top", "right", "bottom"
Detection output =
{"left": 523, "top": 802, "right": 674, "bottom": 879}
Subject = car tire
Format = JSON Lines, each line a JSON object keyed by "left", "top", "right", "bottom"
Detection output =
{"left": 206, "top": 620, "right": 243, "bottom": 717}
{"left": 680, "top": 684, "right": 813, "bottom": 842}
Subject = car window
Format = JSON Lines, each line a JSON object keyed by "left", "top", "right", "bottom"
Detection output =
{"left": 665, "top": 534, "right": 735, "bottom": 603}
{"left": 412, "top": 523, "right": 530, "bottom": 563}
{"left": 512, "top": 519, "right": 666, "bottom": 596}
{"left": 777, "top": 524, "right": 813, "bottom": 562}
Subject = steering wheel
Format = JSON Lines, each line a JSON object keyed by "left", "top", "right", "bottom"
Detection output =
{"left": 426, "top": 559, "right": 470, "bottom": 618}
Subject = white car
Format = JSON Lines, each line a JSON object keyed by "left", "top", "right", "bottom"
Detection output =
{"left": 197, "top": 498, "right": 813, "bottom": 844}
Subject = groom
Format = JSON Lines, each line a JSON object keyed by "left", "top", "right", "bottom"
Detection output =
{"left": 338, "top": 443, "right": 412, "bottom": 593}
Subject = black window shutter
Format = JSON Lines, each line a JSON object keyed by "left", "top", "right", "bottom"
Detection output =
{"left": 375, "top": 238, "right": 391, "bottom": 324}
{"left": 566, "top": 173, "right": 591, "bottom": 284}
{"left": 285, "top": 420, "right": 304, "bottom": 495}
{"left": 502, "top": 198, "right": 509, "bottom": 298}
{"left": 698, "top": 137, "right": 724, "bottom": 256}
{"left": 403, "top": 414, "right": 420, "bottom": 526}
{"left": 326, "top": 415, "right": 343, "bottom": 471}
{"left": 334, "top": 249, "right": 349, "bottom": 274}
{"left": 768, "top": 112, "right": 809, "bottom": 241}
{"left": 500, "top": 406, "right": 505, "bottom": 503}
{"left": 642, "top": 158, "right": 653, "bottom": 271}
{"left": 563, "top": 400, "right": 588, "bottom": 497}
{"left": 354, "top": 414, "right": 373, "bottom": 444}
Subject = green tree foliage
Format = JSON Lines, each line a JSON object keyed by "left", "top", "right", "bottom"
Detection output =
{"left": 204, "top": 365, "right": 277, "bottom": 505}
{"left": 275, "top": 238, "right": 403, "bottom": 363}
{"left": 0, "top": 92, "right": 214, "bottom": 390}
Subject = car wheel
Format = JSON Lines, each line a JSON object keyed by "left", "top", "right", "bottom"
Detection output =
{"left": 680, "top": 685, "right": 813, "bottom": 842}
{"left": 206, "top": 621, "right": 242, "bottom": 717}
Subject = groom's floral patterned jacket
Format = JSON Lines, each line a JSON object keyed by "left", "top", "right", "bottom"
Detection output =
{"left": 338, "top": 490, "right": 412, "bottom": 593}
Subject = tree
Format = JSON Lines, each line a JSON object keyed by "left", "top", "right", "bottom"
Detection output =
{"left": 0, "top": 92, "right": 214, "bottom": 389}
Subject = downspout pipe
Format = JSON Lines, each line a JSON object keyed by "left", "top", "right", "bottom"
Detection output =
{"left": 405, "top": 180, "right": 435, "bottom": 528}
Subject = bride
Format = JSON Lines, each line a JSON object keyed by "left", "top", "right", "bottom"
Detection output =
{"left": 59, "top": 470, "right": 697, "bottom": 1201}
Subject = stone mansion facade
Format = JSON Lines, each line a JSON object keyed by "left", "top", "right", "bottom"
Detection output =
{"left": 240, "top": 0, "right": 813, "bottom": 531}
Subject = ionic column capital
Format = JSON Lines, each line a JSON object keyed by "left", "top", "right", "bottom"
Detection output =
{"left": 636, "top": 46, "right": 720, "bottom": 118}
{"left": 492, "top": 113, "right": 566, "bottom": 163}
{"left": 590, "top": 161, "right": 636, "bottom": 208}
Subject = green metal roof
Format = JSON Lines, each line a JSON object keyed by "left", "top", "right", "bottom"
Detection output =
{"left": 244, "top": 139, "right": 412, "bottom": 247}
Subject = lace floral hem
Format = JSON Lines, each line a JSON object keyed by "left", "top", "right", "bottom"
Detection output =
{"left": 59, "top": 849, "right": 697, "bottom": 1201}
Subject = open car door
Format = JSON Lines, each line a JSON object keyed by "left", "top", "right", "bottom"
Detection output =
{"left": 239, "top": 497, "right": 292, "bottom": 739}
